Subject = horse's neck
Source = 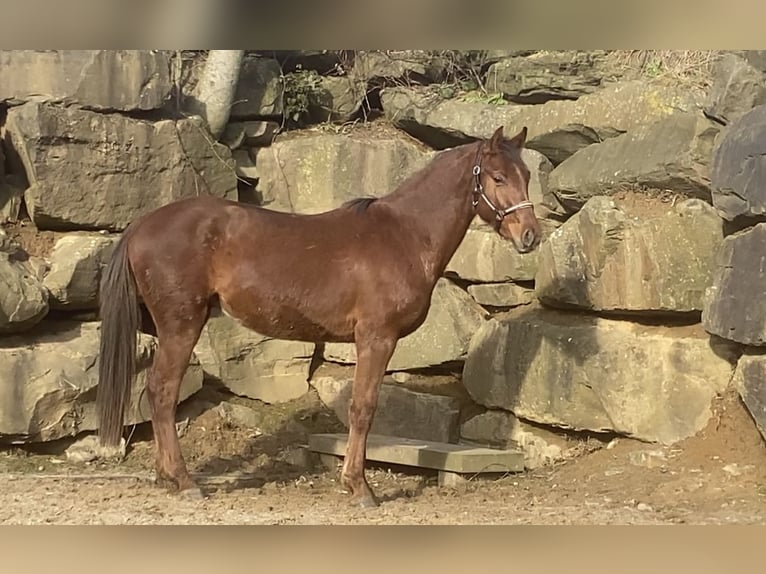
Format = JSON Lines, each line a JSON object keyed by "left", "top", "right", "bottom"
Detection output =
{"left": 385, "top": 143, "right": 478, "bottom": 283}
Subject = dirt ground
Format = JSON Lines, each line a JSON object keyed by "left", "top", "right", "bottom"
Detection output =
{"left": 1, "top": 382, "right": 765, "bottom": 525}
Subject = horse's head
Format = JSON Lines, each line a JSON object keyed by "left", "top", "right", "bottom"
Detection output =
{"left": 472, "top": 125, "right": 541, "bottom": 253}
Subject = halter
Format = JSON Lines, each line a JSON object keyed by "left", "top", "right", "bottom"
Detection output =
{"left": 471, "top": 145, "right": 534, "bottom": 222}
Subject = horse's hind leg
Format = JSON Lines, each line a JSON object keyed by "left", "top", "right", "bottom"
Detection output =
{"left": 146, "top": 308, "right": 208, "bottom": 498}
{"left": 340, "top": 326, "right": 397, "bottom": 508}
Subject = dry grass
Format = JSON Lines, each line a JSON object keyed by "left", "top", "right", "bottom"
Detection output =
{"left": 607, "top": 50, "right": 723, "bottom": 91}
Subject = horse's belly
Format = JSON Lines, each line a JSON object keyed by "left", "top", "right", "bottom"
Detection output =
{"left": 217, "top": 293, "right": 356, "bottom": 343}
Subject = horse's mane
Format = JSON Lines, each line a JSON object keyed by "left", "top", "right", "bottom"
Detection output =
{"left": 342, "top": 196, "right": 379, "bottom": 213}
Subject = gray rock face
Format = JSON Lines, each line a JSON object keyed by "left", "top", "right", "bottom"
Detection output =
{"left": 43, "top": 233, "right": 119, "bottom": 310}
{"left": 463, "top": 304, "right": 738, "bottom": 444}
{"left": 548, "top": 112, "right": 719, "bottom": 211}
{"left": 0, "top": 233, "right": 49, "bottom": 334}
{"left": 5, "top": 103, "right": 238, "bottom": 231}
{"left": 324, "top": 279, "right": 484, "bottom": 371}
{"left": 535, "top": 196, "right": 724, "bottom": 314}
{"left": 703, "top": 223, "right": 766, "bottom": 346}
{"left": 311, "top": 374, "right": 460, "bottom": 443}
{"left": 459, "top": 409, "right": 568, "bottom": 469}
{"left": 732, "top": 352, "right": 766, "bottom": 442}
{"left": 710, "top": 104, "right": 766, "bottom": 221}
{"left": 0, "top": 321, "right": 202, "bottom": 442}
{"left": 485, "top": 50, "right": 618, "bottom": 104}
{"left": 229, "top": 56, "right": 283, "bottom": 119}
{"left": 253, "top": 130, "right": 433, "bottom": 214}
{"left": 0, "top": 50, "right": 172, "bottom": 111}
{"left": 704, "top": 53, "right": 766, "bottom": 125}
{"left": 381, "top": 81, "right": 702, "bottom": 164}
{"left": 467, "top": 283, "right": 536, "bottom": 308}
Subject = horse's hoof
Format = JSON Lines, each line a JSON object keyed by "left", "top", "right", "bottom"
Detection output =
{"left": 179, "top": 487, "right": 206, "bottom": 501}
{"left": 353, "top": 494, "right": 379, "bottom": 509}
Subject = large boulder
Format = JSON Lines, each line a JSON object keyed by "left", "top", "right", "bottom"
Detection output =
{"left": 324, "top": 278, "right": 484, "bottom": 371}
{"left": 732, "top": 352, "right": 766, "bottom": 442}
{"left": 459, "top": 409, "right": 569, "bottom": 469}
{"left": 0, "top": 174, "right": 25, "bottom": 223}
{"left": 710, "top": 104, "right": 766, "bottom": 221}
{"left": 381, "top": 81, "right": 702, "bottom": 164}
{"left": 228, "top": 56, "right": 283, "bottom": 119}
{"left": 703, "top": 223, "right": 766, "bottom": 346}
{"left": 446, "top": 226, "right": 540, "bottom": 282}
{"left": 5, "top": 103, "right": 238, "bottom": 231}
{"left": 485, "top": 50, "right": 620, "bottom": 104}
{"left": 307, "top": 75, "right": 367, "bottom": 123}
{"left": 467, "top": 282, "right": 536, "bottom": 308}
{"left": 0, "top": 232, "right": 49, "bottom": 334}
{"left": 463, "top": 304, "right": 738, "bottom": 444}
{"left": 0, "top": 321, "right": 203, "bottom": 442}
{"left": 193, "top": 309, "right": 314, "bottom": 403}
{"left": 548, "top": 112, "right": 719, "bottom": 211}
{"left": 704, "top": 52, "right": 766, "bottom": 125}
{"left": 42, "top": 233, "right": 119, "bottom": 310}
{"left": 535, "top": 196, "right": 724, "bottom": 314}
{"left": 0, "top": 50, "right": 172, "bottom": 111}
{"left": 311, "top": 373, "right": 460, "bottom": 443}
{"left": 253, "top": 130, "right": 433, "bottom": 214}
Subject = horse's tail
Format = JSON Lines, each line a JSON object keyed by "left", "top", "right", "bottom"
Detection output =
{"left": 96, "top": 231, "right": 141, "bottom": 448}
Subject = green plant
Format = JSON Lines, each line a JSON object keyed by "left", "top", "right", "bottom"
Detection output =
{"left": 282, "top": 66, "right": 323, "bottom": 126}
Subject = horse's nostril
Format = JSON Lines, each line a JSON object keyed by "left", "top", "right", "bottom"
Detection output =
{"left": 522, "top": 228, "right": 536, "bottom": 248}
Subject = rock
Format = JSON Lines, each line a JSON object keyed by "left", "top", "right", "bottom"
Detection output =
{"left": 324, "top": 279, "right": 484, "bottom": 371}
{"left": 732, "top": 352, "right": 766, "bottom": 442}
{"left": 446, "top": 226, "right": 540, "bottom": 282}
{"left": 42, "top": 233, "right": 119, "bottom": 310}
{"left": 308, "top": 75, "right": 367, "bottom": 123}
{"left": 548, "top": 112, "right": 720, "bottom": 211}
{"left": 0, "top": 240, "right": 49, "bottom": 334}
{"left": 232, "top": 149, "right": 258, "bottom": 180}
{"left": 738, "top": 50, "right": 766, "bottom": 73}
{"left": 213, "top": 402, "right": 264, "bottom": 432}
{"left": 220, "top": 121, "right": 279, "bottom": 149}
{"left": 193, "top": 309, "right": 314, "bottom": 403}
{"left": 0, "top": 174, "right": 25, "bottom": 223}
{"left": 65, "top": 434, "right": 126, "bottom": 463}
{"left": 462, "top": 304, "right": 738, "bottom": 444}
{"left": 229, "top": 56, "right": 283, "bottom": 119}
{"left": 704, "top": 53, "right": 766, "bottom": 125}
{"left": 467, "top": 283, "right": 536, "bottom": 308}
{"left": 628, "top": 449, "right": 668, "bottom": 469}
{"left": 710, "top": 104, "right": 766, "bottom": 221}
{"left": 311, "top": 374, "right": 460, "bottom": 443}
{"left": 381, "top": 81, "right": 702, "bottom": 164}
{"left": 485, "top": 51, "right": 619, "bottom": 104}
{"left": 535, "top": 196, "right": 724, "bottom": 314}
{"left": 5, "top": 103, "right": 237, "bottom": 231}
{"left": 352, "top": 50, "right": 442, "bottom": 84}
{"left": 253, "top": 130, "right": 433, "bottom": 214}
{"left": 0, "top": 50, "right": 172, "bottom": 111}
{"left": 521, "top": 149, "right": 565, "bottom": 220}
{"left": 703, "top": 223, "right": 766, "bottom": 345}
{"left": 0, "top": 321, "right": 203, "bottom": 442}
{"left": 459, "top": 409, "right": 567, "bottom": 469}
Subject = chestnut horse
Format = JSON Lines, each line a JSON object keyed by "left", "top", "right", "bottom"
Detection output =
{"left": 96, "top": 125, "right": 540, "bottom": 507}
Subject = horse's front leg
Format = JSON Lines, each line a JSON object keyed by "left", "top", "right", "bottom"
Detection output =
{"left": 340, "top": 327, "right": 397, "bottom": 508}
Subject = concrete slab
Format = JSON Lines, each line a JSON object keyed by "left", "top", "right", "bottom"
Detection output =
{"left": 308, "top": 433, "right": 525, "bottom": 474}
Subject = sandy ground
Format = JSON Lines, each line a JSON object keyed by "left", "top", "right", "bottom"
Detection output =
{"left": 1, "top": 384, "right": 765, "bottom": 525}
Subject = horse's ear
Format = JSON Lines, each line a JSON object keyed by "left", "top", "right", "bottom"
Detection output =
{"left": 489, "top": 126, "right": 504, "bottom": 150}
{"left": 508, "top": 126, "right": 528, "bottom": 149}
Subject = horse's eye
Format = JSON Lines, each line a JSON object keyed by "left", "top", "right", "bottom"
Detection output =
{"left": 492, "top": 175, "right": 505, "bottom": 184}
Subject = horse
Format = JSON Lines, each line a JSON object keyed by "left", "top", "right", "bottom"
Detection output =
{"left": 95, "top": 124, "right": 541, "bottom": 508}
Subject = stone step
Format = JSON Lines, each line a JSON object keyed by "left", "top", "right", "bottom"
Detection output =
{"left": 308, "top": 433, "right": 525, "bottom": 475}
